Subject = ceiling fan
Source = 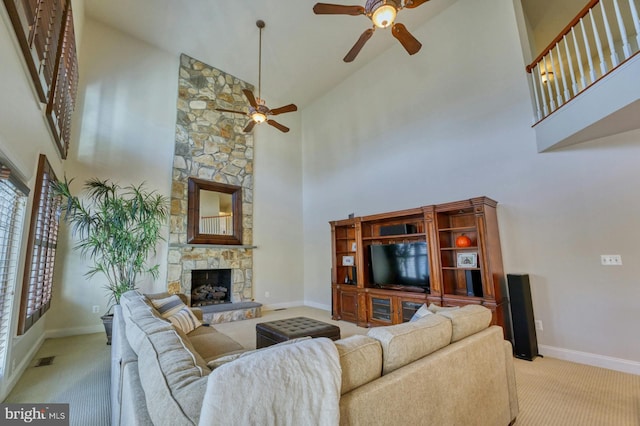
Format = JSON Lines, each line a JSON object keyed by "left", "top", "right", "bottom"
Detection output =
{"left": 313, "top": 0, "right": 430, "bottom": 62}
{"left": 215, "top": 20, "right": 297, "bottom": 133}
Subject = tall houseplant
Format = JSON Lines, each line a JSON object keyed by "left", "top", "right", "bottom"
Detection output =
{"left": 53, "top": 178, "right": 169, "bottom": 342}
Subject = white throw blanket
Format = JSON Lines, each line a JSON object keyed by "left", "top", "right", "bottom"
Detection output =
{"left": 198, "top": 337, "right": 342, "bottom": 426}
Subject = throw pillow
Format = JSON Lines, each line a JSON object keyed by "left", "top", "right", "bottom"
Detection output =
{"left": 150, "top": 294, "right": 186, "bottom": 317}
{"left": 410, "top": 303, "right": 433, "bottom": 322}
{"left": 151, "top": 295, "right": 202, "bottom": 334}
{"left": 166, "top": 306, "right": 202, "bottom": 334}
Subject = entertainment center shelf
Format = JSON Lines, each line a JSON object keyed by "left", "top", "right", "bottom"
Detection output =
{"left": 330, "top": 197, "right": 508, "bottom": 333}
{"left": 361, "top": 233, "right": 425, "bottom": 241}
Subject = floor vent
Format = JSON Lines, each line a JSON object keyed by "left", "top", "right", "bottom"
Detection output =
{"left": 35, "top": 356, "right": 55, "bottom": 367}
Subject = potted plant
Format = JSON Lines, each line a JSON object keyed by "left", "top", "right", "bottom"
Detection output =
{"left": 53, "top": 177, "right": 169, "bottom": 344}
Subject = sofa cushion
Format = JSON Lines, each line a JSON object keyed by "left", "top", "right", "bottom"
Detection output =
{"left": 173, "top": 326, "right": 212, "bottom": 374}
{"left": 137, "top": 327, "right": 209, "bottom": 425}
{"left": 334, "top": 335, "right": 382, "bottom": 394}
{"left": 206, "top": 337, "right": 310, "bottom": 370}
{"left": 428, "top": 303, "right": 460, "bottom": 313}
{"left": 367, "top": 314, "right": 452, "bottom": 375}
{"left": 120, "top": 291, "right": 174, "bottom": 355}
{"left": 185, "top": 325, "right": 245, "bottom": 363}
{"left": 436, "top": 304, "right": 492, "bottom": 342}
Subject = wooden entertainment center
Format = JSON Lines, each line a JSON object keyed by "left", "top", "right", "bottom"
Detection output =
{"left": 330, "top": 196, "right": 508, "bottom": 332}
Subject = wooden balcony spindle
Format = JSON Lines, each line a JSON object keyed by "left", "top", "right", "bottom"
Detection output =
{"left": 613, "top": 0, "right": 632, "bottom": 58}
{"left": 542, "top": 56, "right": 556, "bottom": 111}
{"left": 555, "top": 43, "right": 571, "bottom": 102}
{"left": 571, "top": 29, "right": 587, "bottom": 90}
{"left": 629, "top": 0, "right": 640, "bottom": 49}
{"left": 588, "top": 8, "right": 609, "bottom": 75}
{"left": 580, "top": 17, "right": 598, "bottom": 83}
{"left": 548, "top": 48, "right": 564, "bottom": 106}
{"left": 562, "top": 36, "right": 579, "bottom": 96}
{"left": 536, "top": 64, "right": 550, "bottom": 117}
{"left": 599, "top": 1, "right": 620, "bottom": 66}
{"left": 530, "top": 64, "right": 543, "bottom": 121}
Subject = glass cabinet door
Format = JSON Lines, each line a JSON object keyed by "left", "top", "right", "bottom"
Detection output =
{"left": 370, "top": 296, "right": 392, "bottom": 323}
{"left": 401, "top": 300, "right": 424, "bottom": 322}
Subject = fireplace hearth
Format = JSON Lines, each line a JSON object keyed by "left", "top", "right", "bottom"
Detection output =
{"left": 190, "top": 269, "right": 232, "bottom": 307}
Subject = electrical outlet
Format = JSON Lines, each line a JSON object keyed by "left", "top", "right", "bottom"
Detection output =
{"left": 92, "top": 305, "right": 100, "bottom": 314}
{"left": 535, "top": 320, "right": 543, "bottom": 332}
{"left": 264, "top": 291, "right": 270, "bottom": 298}
{"left": 601, "top": 255, "right": 622, "bottom": 266}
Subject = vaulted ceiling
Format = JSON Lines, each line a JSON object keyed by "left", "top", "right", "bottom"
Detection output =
{"left": 83, "top": 0, "right": 587, "bottom": 108}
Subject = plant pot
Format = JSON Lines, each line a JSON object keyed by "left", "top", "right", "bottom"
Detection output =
{"left": 101, "top": 313, "right": 114, "bottom": 345}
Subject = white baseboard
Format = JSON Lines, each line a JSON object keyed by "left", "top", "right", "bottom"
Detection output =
{"left": 539, "top": 344, "right": 640, "bottom": 375}
{"left": 260, "top": 300, "right": 306, "bottom": 311}
{"left": 0, "top": 333, "right": 46, "bottom": 401}
{"left": 45, "top": 324, "right": 104, "bottom": 339}
{"left": 260, "top": 301, "right": 331, "bottom": 312}
{"left": 303, "top": 301, "right": 331, "bottom": 312}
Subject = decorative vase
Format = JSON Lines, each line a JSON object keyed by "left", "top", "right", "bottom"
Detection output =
{"left": 101, "top": 314, "right": 114, "bottom": 345}
{"left": 455, "top": 234, "right": 472, "bottom": 248}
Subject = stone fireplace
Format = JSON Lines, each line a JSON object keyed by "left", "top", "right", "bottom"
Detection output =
{"left": 165, "top": 54, "right": 260, "bottom": 324}
{"left": 190, "top": 269, "right": 232, "bottom": 306}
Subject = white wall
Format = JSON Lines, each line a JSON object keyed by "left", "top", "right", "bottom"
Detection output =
{"left": 47, "top": 18, "right": 179, "bottom": 334}
{"left": 252, "top": 114, "right": 305, "bottom": 309}
{"left": 301, "top": 0, "right": 640, "bottom": 370}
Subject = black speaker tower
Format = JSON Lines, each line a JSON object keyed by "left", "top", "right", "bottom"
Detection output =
{"left": 507, "top": 274, "right": 539, "bottom": 361}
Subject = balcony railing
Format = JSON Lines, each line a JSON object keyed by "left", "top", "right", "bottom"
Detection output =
{"left": 200, "top": 214, "right": 233, "bottom": 235}
{"left": 526, "top": 0, "right": 640, "bottom": 123}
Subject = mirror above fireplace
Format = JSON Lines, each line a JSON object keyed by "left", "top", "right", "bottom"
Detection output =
{"left": 187, "top": 177, "right": 243, "bottom": 245}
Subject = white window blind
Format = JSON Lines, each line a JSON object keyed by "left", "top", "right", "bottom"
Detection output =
{"left": 0, "top": 165, "right": 28, "bottom": 375}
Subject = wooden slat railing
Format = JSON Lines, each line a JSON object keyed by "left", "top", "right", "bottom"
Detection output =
{"left": 200, "top": 214, "right": 233, "bottom": 235}
{"left": 526, "top": 0, "right": 640, "bottom": 123}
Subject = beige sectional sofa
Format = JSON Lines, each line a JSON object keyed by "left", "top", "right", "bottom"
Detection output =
{"left": 111, "top": 290, "right": 518, "bottom": 426}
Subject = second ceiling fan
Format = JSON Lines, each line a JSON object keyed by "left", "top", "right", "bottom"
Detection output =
{"left": 313, "top": 0, "right": 431, "bottom": 62}
{"left": 216, "top": 20, "right": 297, "bottom": 133}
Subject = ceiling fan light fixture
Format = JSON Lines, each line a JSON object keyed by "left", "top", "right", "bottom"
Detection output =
{"left": 215, "top": 19, "right": 296, "bottom": 133}
{"left": 366, "top": 0, "right": 398, "bottom": 28}
{"left": 372, "top": 4, "right": 397, "bottom": 28}
{"left": 251, "top": 111, "right": 267, "bottom": 123}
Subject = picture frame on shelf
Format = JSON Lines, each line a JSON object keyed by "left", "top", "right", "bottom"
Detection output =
{"left": 457, "top": 252, "right": 477, "bottom": 268}
{"left": 342, "top": 255, "right": 355, "bottom": 266}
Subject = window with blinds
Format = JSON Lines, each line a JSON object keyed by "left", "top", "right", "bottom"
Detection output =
{"left": 3, "top": 0, "right": 79, "bottom": 159}
{"left": 18, "top": 155, "right": 60, "bottom": 335}
{"left": 0, "top": 164, "right": 28, "bottom": 375}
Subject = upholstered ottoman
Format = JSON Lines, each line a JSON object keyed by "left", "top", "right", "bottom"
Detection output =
{"left": 256, "top": 317, "right": 341, "bottom": 349}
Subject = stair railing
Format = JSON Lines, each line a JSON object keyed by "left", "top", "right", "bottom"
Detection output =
{"left": 526, "top": 0, "right": 640, "bottom": 123}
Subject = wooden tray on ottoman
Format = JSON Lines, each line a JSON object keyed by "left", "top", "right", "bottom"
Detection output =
{"left": 256, "top": 317, "right": 341, "bottom": 349}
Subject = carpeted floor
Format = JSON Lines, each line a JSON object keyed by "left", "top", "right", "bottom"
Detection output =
{"left": 4, "top": 306, "right": 640, "bottom": 425}
{"left": 513, "top": 356, "right": 640, "bottom": 425}
{"left": 4, "top": 332, "right": 111, "bottom": 426}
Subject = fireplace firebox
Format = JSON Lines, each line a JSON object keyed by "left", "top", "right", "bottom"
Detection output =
{"left": 190, "top": 269, "right": 232, "bottom": 307}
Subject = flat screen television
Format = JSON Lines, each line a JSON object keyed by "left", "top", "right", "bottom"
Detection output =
{"left": 369, "top": 242, "right": 430, "bottom": 291}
